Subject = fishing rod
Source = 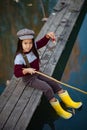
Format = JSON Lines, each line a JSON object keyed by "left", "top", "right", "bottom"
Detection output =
{"left": 22, "top": 50, "right": 87, "bottom": 95}
{"left": 35, "top": 71, "right": 87, "bottom": 95}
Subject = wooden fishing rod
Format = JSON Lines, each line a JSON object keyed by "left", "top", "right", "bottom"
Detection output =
{"left": 22, "top": 53, "right": 87, "bottom": 95}
{"left": 35, "top": 71, "right": 87, "bottom": 95}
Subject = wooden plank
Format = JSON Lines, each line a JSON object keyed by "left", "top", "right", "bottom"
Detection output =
{"left": 36, "top": 0, "right": 70, "bottom": 59}
{"left": 14, "top": 89, "right": 42, "bottom": 130}
{"left": 37, "top": 0, "right": 85, "bottom": 65}
{"left": 0, "top": 76, "right": 21, "bottom": 113}
{"left": 0, "top": 79, "right": 27, "bottom": 129}
{"left": 53, "top": 0, "right": 69, "bottom": 12}
{"left": 69, "top": 0, "right": 84, "bottom": 12}
{"left": 38, "top": 1, "right": 71, "bottom": 70}
{"left": 40, "top": 0, "right": 85, "bottom": 75}
{"left": 3, "top": 87, "right": 34, "bottom": 130}
{"left": 39, "top": 11, "right": 71, "bottom": 72}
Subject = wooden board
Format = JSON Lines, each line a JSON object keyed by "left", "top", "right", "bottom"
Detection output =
{"left": 37, "top": 0, "right": 85, "bottom": 76}
{"left": 0, "top": 76, "right": 42, "bottom": 130}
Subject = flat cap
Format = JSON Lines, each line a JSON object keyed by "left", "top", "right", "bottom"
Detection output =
{"left": 17, "top": 28, "right": 35, "bottom": 40}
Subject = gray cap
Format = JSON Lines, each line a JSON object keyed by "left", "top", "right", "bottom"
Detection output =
{"left": 17, "top": 28, "right": 35, "bottom": 40}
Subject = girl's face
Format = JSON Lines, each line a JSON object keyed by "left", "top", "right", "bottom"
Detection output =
{"left": 22, "top": 39, "right": 33, "bottom": 53}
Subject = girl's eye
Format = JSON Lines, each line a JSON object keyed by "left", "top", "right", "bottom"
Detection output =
{"left": 29, "top": 42, "right": 33, "bottom": 44}
{"left": 24, "top": 42, "right": 32, "bottom": 44}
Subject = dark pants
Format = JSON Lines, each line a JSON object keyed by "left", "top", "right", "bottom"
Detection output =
{"left": 23, "top": 74, "right": 62, "bottom": 101}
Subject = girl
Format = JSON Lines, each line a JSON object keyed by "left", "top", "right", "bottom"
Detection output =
{"left": 14, "top": 28, "right": 82, "bottom": 119}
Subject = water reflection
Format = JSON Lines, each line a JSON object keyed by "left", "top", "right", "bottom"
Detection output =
{"left": 62, "top": 13, "right": 87, "bottom": 89}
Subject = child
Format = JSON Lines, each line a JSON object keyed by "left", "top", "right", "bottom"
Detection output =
{"left": 14, "top": 28, "right": 82, "bottom": 119}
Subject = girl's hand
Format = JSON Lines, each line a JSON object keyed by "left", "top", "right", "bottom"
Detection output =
{"left": 22, "top": 68, "right": 36, "bottom": 75}
{"left": 46, "top": 32, "right": 56, "bottom": 43}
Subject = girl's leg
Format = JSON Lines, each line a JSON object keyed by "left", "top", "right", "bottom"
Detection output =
{"left": 28, "top": 76, "right": 55, "bottom": 101}
{"left": 38, "top": 74, "right": 63, "bottom": 93}
{"left": 27, "top": 75, "right": 72, "bottom": 119}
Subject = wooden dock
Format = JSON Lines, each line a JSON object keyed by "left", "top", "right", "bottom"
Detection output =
{"left": 0, "top": 0, "right": 85, "bottom": 130}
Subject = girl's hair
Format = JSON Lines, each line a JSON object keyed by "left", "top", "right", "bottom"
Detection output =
{"left": 15, "top": 38, "right": 39, "bottom": 59}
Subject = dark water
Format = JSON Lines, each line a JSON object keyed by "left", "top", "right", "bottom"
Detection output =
{"left": 0, "top": 0, "right": 87, "bottom": 130}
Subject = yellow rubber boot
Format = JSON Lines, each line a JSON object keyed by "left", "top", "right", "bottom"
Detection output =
{"left": 50, "top": 99, "right": 72, "bottom": 119}
{"left": 58, "top": 90, "right": 82, "bottom": 109}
